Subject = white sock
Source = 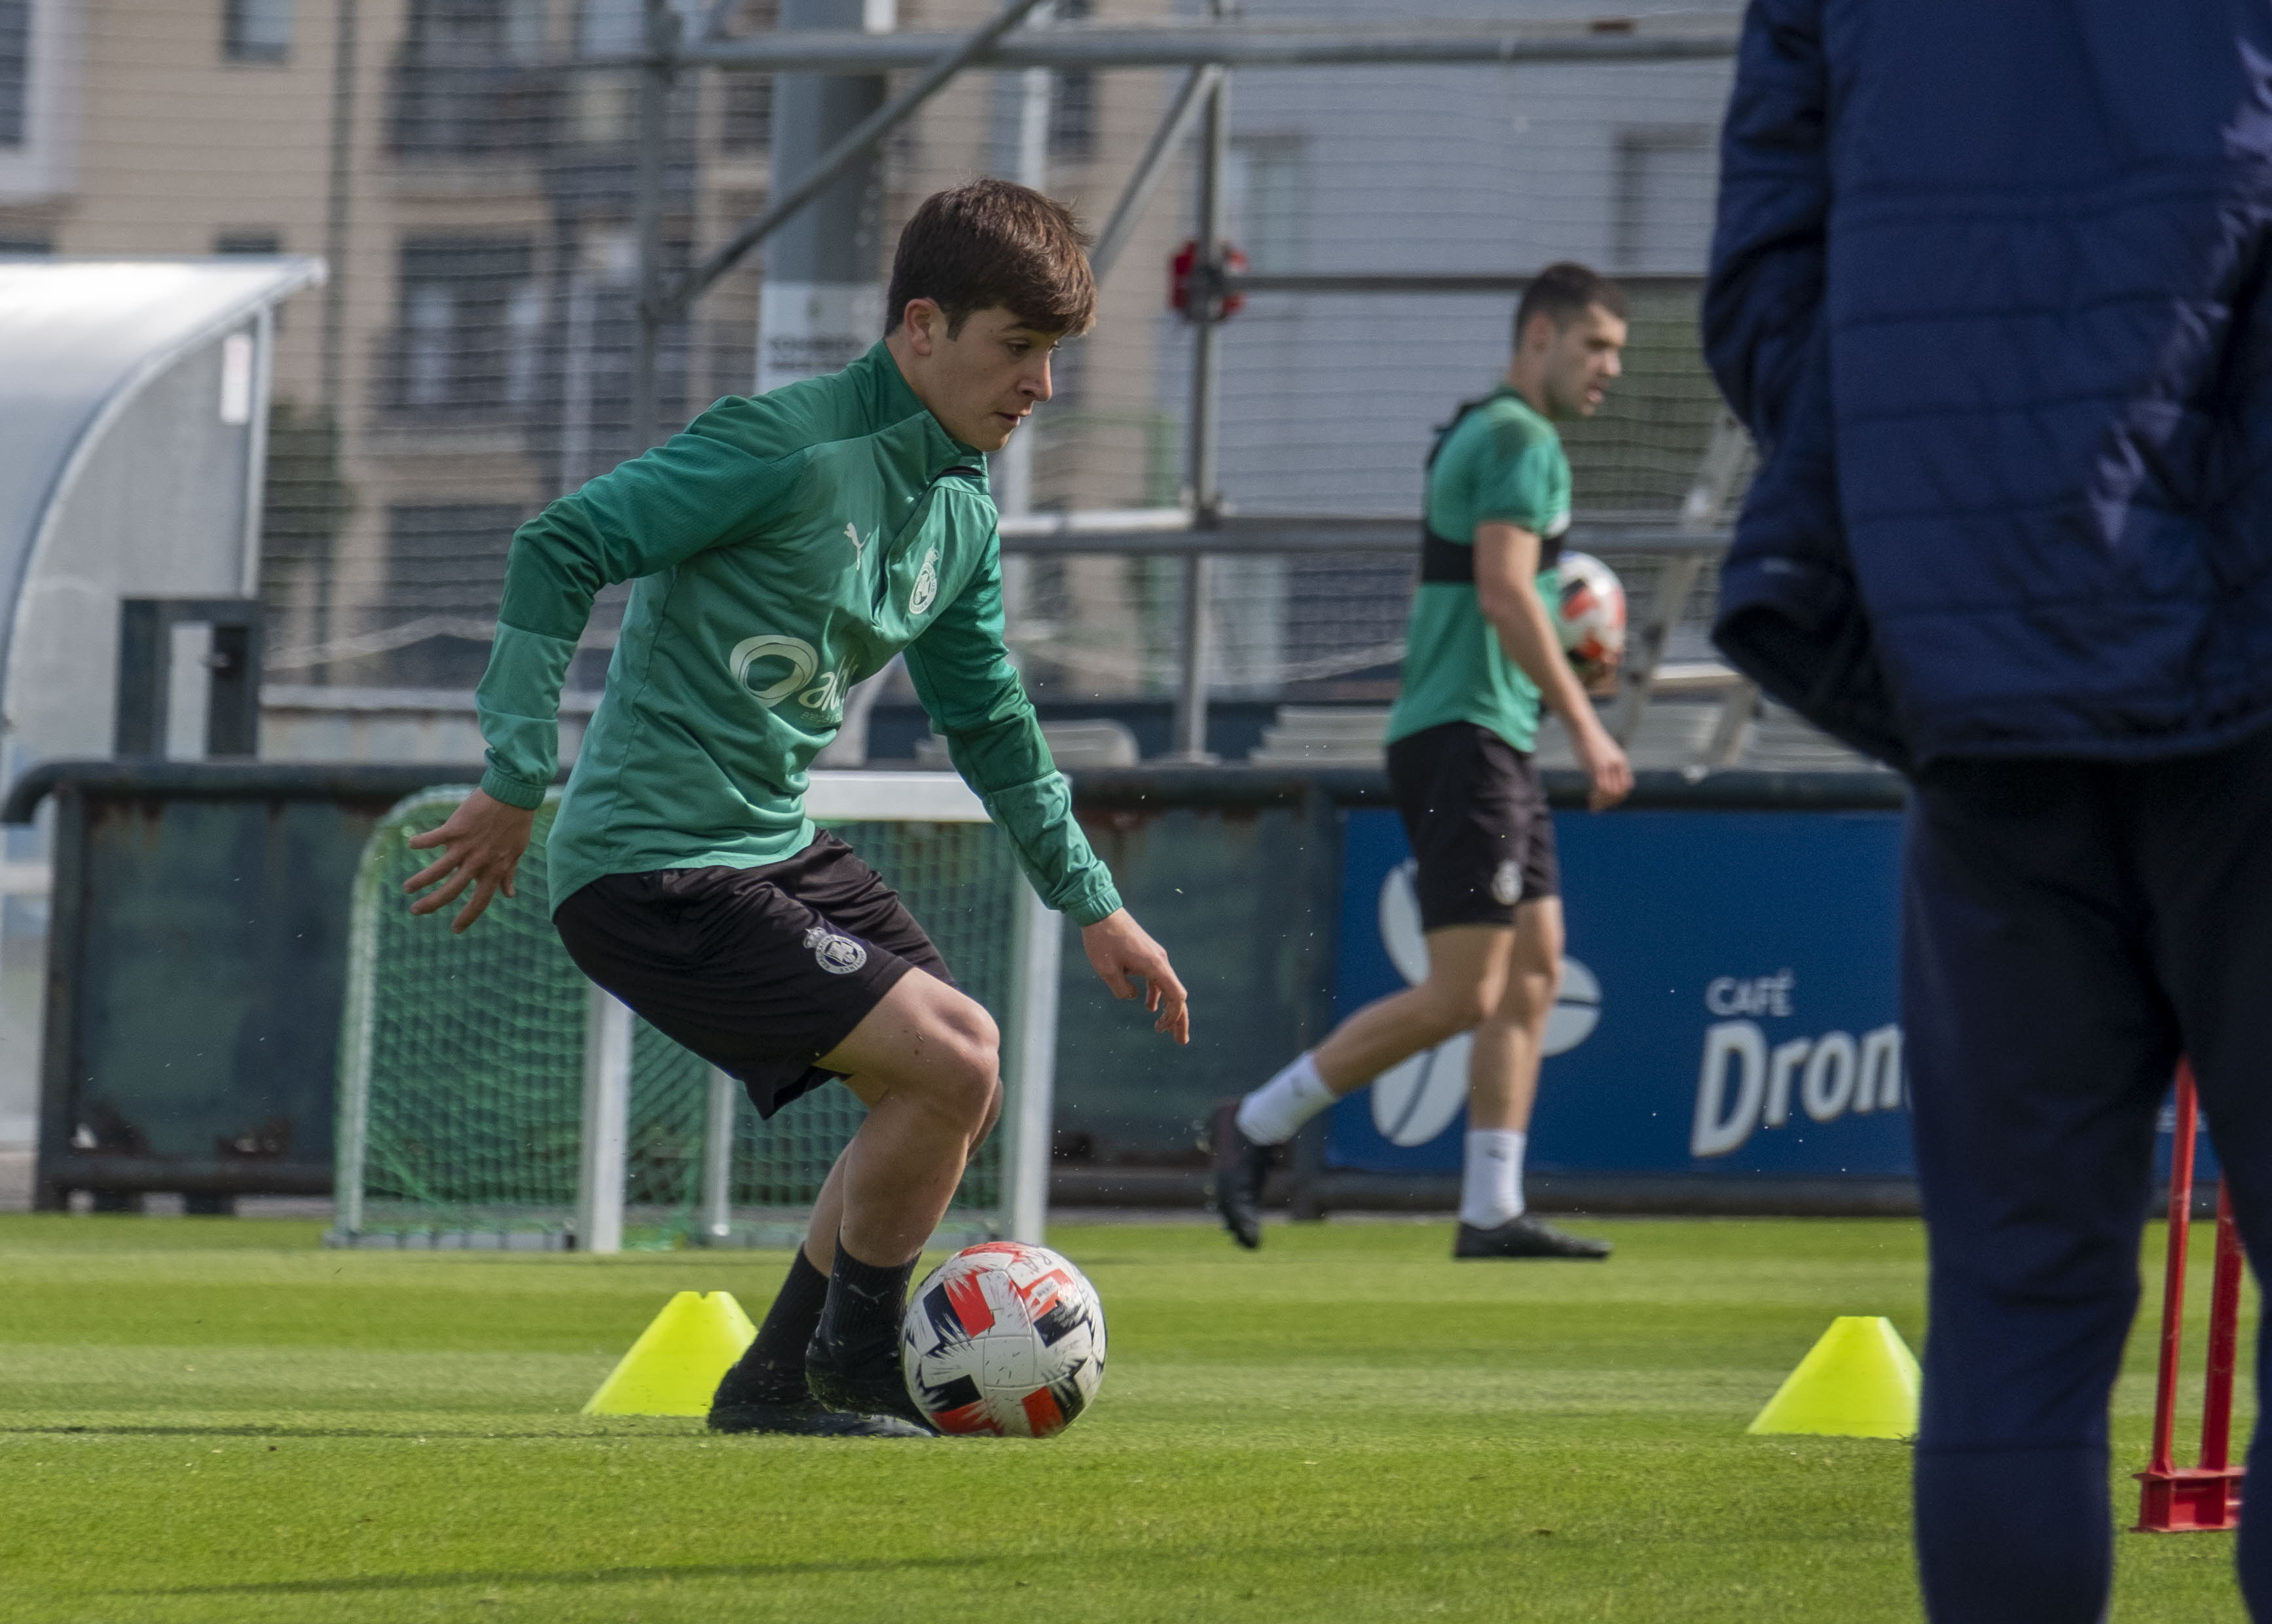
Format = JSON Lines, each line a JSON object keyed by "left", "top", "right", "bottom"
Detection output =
{"left": 1235, "top": 1052, "right": 1336, "bottom": 1146}
{"left": 1459, "top": 1129, "right": 1527, "bottom": 1228}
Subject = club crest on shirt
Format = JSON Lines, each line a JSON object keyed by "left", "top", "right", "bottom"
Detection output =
{"left": 909, "top": 545, "right": 940, "bottom": 617}
{"left": 803, "top": 925, "right": 868, "bottom": 976}
{"left": 1490, "top": 858, "right": 1524, "bottom": 907}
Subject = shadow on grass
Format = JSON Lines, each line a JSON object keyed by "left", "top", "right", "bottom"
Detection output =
{"left": 122, "top": 1557, "right": 991, "bottom": 1598}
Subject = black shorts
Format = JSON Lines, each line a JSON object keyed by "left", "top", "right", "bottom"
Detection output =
{"left": 1385, "top": 720, "right": 1560, "bottom": 931}
{"left": 552, "top": 832, "right": 952, "bottom": 1119}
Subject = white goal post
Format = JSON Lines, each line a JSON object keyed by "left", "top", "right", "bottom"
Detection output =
{"left": 331, "top": 770, "right": 1062, "bottom": 1253}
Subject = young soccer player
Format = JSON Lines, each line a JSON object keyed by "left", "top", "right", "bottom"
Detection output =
{"left": 401, "top": 180, "right": 1188, "bottom": 1437}
{"left": 1213, "top": 263, "right": 1634, "bottom": 1259}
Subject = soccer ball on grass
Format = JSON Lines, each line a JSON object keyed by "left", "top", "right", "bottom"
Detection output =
{"left": 901, "top": 1242, "right": 1106, "bottom": 1437}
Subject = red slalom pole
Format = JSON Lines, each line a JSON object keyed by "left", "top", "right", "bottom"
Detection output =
{"left": 2135, "top": 1060, "right": 2246, "bottom": 1532}
{"left": 2201, "top": 1180, "right": 2246, "bottom": 1475}
{"left": 2145, "top": 1065, "right": 2199, "bottom": 1486}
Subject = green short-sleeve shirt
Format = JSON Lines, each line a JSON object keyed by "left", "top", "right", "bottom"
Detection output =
{"left": 1385, "top": 388, "right": 1570, "bottom": 754}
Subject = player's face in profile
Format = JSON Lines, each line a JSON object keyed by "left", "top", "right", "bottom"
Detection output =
{"left": 911, "top": 305, "right": 1063, "bottom": 452}
{"left": 1541, "top": 304, "right": 1627, "bottom": 420}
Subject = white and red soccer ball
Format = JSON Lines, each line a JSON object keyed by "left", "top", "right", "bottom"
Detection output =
{"left": 900, "top": 1242, "right": 1106, "bottom": 1438}
{"left": 1555, "top": 550, "right": 1626, "bottom": 686}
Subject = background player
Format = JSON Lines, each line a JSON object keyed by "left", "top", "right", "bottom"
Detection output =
{"left": 400, "top": 180, "right": 1188, "bottom": 1437}
{"left": 1213, "top": 263, "right": 1634, "bottom": 1259}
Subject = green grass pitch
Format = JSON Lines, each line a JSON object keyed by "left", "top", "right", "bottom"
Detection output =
{"left": 0, "top": 1214, "right": 2253, "bottom": 1622}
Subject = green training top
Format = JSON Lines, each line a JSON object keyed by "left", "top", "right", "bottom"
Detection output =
{"left": 1384, "top": 386, "right": 1570, "bottom": 754}
{"left": 473, "top": 341, "right": 1124, "bottom": 927}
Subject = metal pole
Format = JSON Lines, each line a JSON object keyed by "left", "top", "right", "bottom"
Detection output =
{"left": 700, "top": 1067, "right": 737, "bottom": 1242}
{"left": 726, "top": 0, "right": 1054, "bottom": 350}
{"left": 631, "top": 0, "right": 678, "bottom": 452}
{"left": 753, "top": 0, "right": 894, "bottom": 395}
{"left": 1169, "top": 50, "right": 1228, "bottom": 764}
{"left": 1089, "top": 64, "right": 1219, "bottom": 282}
{"left": 577, "top": 986, "right": 632, "bottom": 1254}
{"left": 999, "top": 883, "right": 1063, "bottom": 1244}
{"left": 320, "top": 0, "right": 357, "bottom": 415}
{"left": 656, "top": 16, "right": 1747, "bottom": 74}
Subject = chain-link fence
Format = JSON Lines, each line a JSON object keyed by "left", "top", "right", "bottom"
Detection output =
{"left": 0, "top": 1, "right": 1821, "bottom": 760}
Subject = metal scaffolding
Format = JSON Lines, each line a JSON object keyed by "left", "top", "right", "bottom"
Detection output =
{"left": 613, "top": 6, "right": 1748, "bottom": 759}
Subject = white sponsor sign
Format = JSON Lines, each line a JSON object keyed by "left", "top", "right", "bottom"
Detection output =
{"left": 758, "top": 281, "right": 887, "bottom": 396}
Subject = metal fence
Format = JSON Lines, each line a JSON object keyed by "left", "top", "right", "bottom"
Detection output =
{"left": 0, "top": 2, "right": 1856, "bottom": 770}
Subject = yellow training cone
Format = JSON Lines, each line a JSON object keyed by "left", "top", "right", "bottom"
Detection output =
{"left": 582, "top": 1291, "right": 757, "bottom": 1416}
{"left": 1747, "top": 1315, "right": 1922, "bottom": 1440}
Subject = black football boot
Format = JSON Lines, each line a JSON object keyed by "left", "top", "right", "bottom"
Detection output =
{"left": 1209, "top": 1099, "right": 1272, "bottom": 1251}
{"left": 707, "top": 1348, "right": 928, "bottom": 1438}
{"left": 1453, "top": 1214, "right": 1613, "bottom": 1260}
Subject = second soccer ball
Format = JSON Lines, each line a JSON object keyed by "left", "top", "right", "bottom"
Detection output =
{"left": 1556, "top": 549, "right": 1627, "bottom": 688}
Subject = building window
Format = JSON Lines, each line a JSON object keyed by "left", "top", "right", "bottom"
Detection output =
{"left": 577, "top": 0, "right": 638, "bottom": 55}
{"left": 0, "top": 0, "right": 28, "bottom": 147}
{"left": 224, "top": 0, "right": 293, "bottom": 62}
{"left": 392, "top": 1, "right": 558, "bottom": 156}
{"left": 1612, "top": 127, "right": 1715, "bottom": 273}
{"left": 394, "top": 237, "right": 541, "bottom": 415}
{"left": 1049, "top": 69, "right": 1093, "bottom": 162}
{"left": 381, "top": 503, "right": 527, "bottom": 687}
{"left": 1046, "top": 0, "right": 1091, "bottom": 162}
{"left": 1227, "top": 135, "right": 1307, "bottom": 274}
{"left": 721, "top": 70, "right": 771, "bottom": 152}
{"left": 215, "top": 231, "right": 284, "bottom": 255}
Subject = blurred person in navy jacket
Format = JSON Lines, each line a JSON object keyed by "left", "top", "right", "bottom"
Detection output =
{"left": 1708, "top": 3, "right": 2272, "bottom": 1619}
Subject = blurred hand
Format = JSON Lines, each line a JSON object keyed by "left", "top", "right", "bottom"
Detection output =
{"left": 403, "top": 789, "right": 536, "bottom": 934}
{"left": 1080, "top": 910, "right": 1190, "bottom": 1044}
{"left": 1571, "top": 713, "right": 1634, "bottom": 811}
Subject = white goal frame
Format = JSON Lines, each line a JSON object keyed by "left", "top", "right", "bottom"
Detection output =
{"left": 333, "top": 769, "right": 1062, "bottom": 1253}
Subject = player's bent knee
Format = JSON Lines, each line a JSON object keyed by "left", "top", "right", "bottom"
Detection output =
{"left": 917, "top": 998, "right": 999, "bottom": 1130}
{"left": 1420, "top": 980, "right": 1498, "bottom": 1036}
{"left": 970, "top": 1075, "right": 1005, "bottom": 1148}
{"left": 1493, "top": 969, "right": 1559, "bottom": 1031}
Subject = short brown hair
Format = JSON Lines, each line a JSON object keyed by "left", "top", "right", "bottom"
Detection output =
{"left": 885, "top": 179, "right": 1096, "bottom": 339}
{"left": 1512, "top": 261, "right": 1628, "bottom": 346}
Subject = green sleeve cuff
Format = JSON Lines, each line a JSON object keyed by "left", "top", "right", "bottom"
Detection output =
{"left": 479, "top": 767, "right": 549, "bottom": 811}
{"left": 1062, "top": 881, "right": 1124, "bottom": 929}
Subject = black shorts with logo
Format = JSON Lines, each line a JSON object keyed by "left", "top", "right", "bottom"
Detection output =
{"left": 1385, "top": 720, "right": 1560, "bottom": 931}
{"left": 552, "top": 832, "right": 952, "bottom": 1119}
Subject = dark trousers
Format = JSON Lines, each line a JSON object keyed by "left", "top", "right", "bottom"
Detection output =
{"left": 1904, "top": 725, "right": 2272, "bottom": 1621}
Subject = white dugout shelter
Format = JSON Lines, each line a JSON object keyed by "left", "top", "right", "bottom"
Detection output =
{"left": 0, "top": 256, "right": 322, "bottom": 1171}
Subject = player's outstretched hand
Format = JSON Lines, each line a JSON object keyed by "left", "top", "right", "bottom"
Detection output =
{"left": 1080, "top": 910, "right": 1190, "bottom": 1044}
{"left": 403, "top": 788, "right": 537, "bottom": 934}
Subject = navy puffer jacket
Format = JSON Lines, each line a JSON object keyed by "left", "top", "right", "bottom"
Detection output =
{"left": 1706, "top": 0, "right": 2272, "bottom": 771}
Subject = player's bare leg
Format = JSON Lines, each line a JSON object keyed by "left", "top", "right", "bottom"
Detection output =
{"left": 709, "top": 973, "right": 1000, "bottom": 1437}
{"left": 1212, "top": 927, "right": 1512, "bottom": 1247}
{"left": 1455, "top": 898, "right": 1607, "bottom": 1259}
{"left": 1313, "top": 925, "right": 1514, "bottom": 1089}
{"left": 1467, "top": 898, "right": 1562, "bottom": 1134}
{"left": 793, "top": 971, "right": 1003, "bottom": 1428}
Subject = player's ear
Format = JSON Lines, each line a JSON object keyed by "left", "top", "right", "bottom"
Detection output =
{"left": 902, "top": 297, "right": 942, "bottom": 358}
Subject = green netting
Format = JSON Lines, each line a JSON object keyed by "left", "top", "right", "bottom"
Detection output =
{"left": 334, "top": 787, "right": 1023, "bottom": 1247}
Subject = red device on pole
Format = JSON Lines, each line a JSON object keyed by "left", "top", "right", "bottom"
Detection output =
{"left": 2135, "top": 1060, "right": 2246, "bottom": 1533}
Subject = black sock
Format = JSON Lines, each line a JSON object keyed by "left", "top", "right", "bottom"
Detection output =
{"left": 813, "top": 1237, "right": 916, "bottom": 1367}
{"left": 713, "top": 1247, "right": 830, "bottom": 1407}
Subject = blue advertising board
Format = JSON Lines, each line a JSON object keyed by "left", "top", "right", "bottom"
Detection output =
{"left": 1325, "top": 807, "right": 1916, "bottom": 1177}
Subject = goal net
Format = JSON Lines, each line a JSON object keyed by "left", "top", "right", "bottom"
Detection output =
{"left": 328, "top": 773, "right": 1059, "bottom": 1251}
